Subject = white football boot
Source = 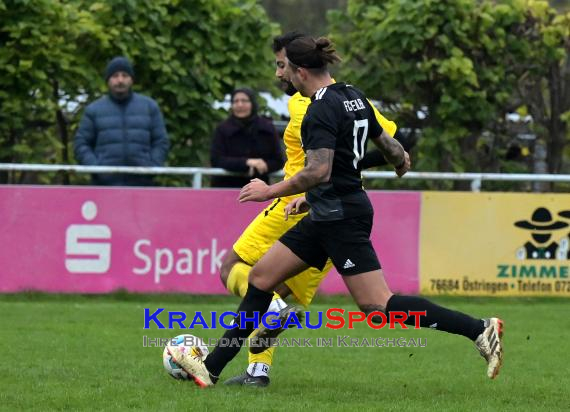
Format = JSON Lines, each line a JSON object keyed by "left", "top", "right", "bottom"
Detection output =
{"left": 475, "top": 317, "right": 504, "bottom": 379}
{"left": 166, "top": 344, "right": 215, "bottom": 387}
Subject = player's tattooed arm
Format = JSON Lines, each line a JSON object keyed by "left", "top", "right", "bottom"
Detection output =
{"left": 293, "top": 148, "right": 333, "bottom": 189}
{"left": 371, "top": 130, "right": 410, "bottom": 177}
{"left": 266, "top": 148, "right": 333, "bottom": 198}
{"left": 372, "top": 130, "right": 405, "bottom": 167}
{"left": 238, "top": 148, "right": 333, "bottom": 202}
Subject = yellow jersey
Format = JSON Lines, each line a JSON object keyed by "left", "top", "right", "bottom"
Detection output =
{"left": 283, "top": 93, "right": 311, "bottom": 182}
{"left": 281, "top": 91, "right": 397, "bottom": 202}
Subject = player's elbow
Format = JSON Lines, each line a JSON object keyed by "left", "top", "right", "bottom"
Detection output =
{"left": 311, "top": 164, "right": 331, "bottom": 184}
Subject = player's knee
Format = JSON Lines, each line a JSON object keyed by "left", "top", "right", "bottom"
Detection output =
{"left": 248, "top": 266, "right": 270, "bottom": 291}
{"left": 219, "top": 254, "right": 237, "bottom": 287}
{"left": 248, "top": 265, "right": 263, "bottom": 284}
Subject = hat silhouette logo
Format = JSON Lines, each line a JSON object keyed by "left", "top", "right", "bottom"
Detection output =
{"left": 514, "top": 207, "right": 569, "bottom": 260}
{"left": 514, "top": 207, "right": 568, "bottom": 231}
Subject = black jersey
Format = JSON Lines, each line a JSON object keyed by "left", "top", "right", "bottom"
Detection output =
{"left": 301, "top": 82, "right": 383, "bottom": 221}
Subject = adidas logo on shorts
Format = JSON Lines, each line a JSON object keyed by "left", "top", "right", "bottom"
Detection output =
{"left": 343, "top": 259, "right": 356, "bottom": 269}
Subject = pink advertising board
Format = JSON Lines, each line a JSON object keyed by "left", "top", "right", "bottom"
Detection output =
{"left": 0, "top": 186, "right": 420, "bottom": 295}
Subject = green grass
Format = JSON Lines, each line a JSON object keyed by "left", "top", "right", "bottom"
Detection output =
{"left": 0, "top": 294, "right": 568, "bottom": 411}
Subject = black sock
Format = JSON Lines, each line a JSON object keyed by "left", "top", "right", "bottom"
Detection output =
{"left": 204, "top": 283, "right": 273, "bottom": 377}
{"left": 386, "top": 295, "right": 484, "bottom": 341}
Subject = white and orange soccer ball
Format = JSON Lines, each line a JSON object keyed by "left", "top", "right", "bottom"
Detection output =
{"left": 162, "top": 334, "right": 209, "bottom": 380}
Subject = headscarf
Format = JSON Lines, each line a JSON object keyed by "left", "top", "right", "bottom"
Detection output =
{"left": 230, "top": 87, "right": 258, "bottom": 123}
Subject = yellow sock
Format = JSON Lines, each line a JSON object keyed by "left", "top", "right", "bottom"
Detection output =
{"left": 248, "top": 346, "right": 275, "bottom": 366}
{"left": 226, "top": 262, "right": 251, "bottom": 297}
{"left": 226, "top": 262, "right": 283, "bottom": 301}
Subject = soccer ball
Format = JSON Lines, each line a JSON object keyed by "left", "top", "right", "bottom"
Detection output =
{"left": 162, "top": 334, "right": 209, "bottom": 380}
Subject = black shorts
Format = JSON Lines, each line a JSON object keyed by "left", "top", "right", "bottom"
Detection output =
{"left": 279, "top": 214, "right": 381, "bottom": 276}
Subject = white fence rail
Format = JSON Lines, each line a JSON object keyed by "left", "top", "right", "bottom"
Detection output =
{"left": 1, "top": 163, "right": 570, "bottom": 191}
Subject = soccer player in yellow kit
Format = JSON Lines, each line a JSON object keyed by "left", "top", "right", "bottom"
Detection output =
{"left": 221, "top": 32, "right": 401, "bottom": 387}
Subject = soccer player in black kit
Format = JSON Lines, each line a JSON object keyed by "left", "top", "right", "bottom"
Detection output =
{"left": 167, "top": 36, "right": 504, "bottom": 387}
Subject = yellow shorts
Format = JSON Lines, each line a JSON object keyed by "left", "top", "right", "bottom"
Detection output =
{"left": 233, "top": 198, "right": 333, "bottom": 306}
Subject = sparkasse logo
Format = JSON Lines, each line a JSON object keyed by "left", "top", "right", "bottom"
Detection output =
{"left": 63, "top": 200, "right": 228, "bottom": 282}
{"left": 65, "top": 201, "right": 112, "bottom": 274}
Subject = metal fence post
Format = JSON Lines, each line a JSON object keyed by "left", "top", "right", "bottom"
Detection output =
{"left": 192, "top": 171, "right": 202, "bottom": 189}
{"left": 471, "top": 178, "right": 482, "bottom": 192}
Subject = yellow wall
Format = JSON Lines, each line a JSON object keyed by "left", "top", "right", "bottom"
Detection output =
{"left": 420, "top": 192, "right": 570, "bottom": 296}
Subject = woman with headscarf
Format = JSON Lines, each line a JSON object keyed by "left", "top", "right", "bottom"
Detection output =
{"left": 210, "top": 88, "right": 284, "bottom": 188}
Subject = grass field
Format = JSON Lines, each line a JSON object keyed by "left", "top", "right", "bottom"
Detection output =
{"left": 0, "top": 293, "right": 568, "bottom": 411}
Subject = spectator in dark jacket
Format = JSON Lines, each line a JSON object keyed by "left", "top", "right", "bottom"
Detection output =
{"left": 74, "top": 56, "right": 169, "bottom": 186}
{"left": 210, "top": 88, "right": 284, "bottom": 188}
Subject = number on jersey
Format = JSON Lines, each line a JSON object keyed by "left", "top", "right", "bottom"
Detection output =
{"left": 352, "top": 119, "right": 368, "bottom": 169}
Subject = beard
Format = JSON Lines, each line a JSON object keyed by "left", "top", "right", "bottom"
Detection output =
{"left": 278, "top": 80, "right": 297, "bottom": 96}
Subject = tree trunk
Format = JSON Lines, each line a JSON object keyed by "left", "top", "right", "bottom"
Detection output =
{"left": 53, "top": 79, "right": 70, "bottom": 185}
{"left": 547, "top": 64, "right": 564, "bottom": 175}
{"left": 453, "top": 131, "right": 479, "bottom": 190}
{"left": 0, "top": 129, "right": 17, "bottom": 184}
{"left": 532, "top": 139, "right": 550, "bottom": 192}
